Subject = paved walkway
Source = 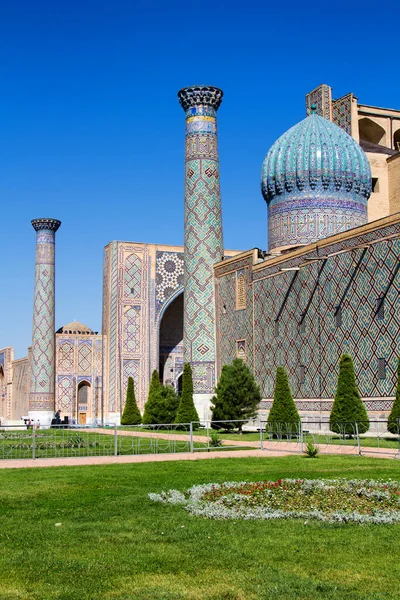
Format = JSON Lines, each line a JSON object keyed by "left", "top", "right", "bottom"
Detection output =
{"left": 0, "top": 442, "right": 398, "bottom": 469}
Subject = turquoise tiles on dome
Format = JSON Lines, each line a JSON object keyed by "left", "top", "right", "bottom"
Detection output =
{"left": 261, "top": 113, "right": 371, "bottom": 250}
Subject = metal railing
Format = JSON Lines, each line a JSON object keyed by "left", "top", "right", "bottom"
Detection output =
{"left": 0, "top": 419, "right": 399, "bottom": 460}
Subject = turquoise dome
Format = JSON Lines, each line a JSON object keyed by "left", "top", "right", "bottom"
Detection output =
{"left": 261, "top": 112, "right": 371, "bottom": 251}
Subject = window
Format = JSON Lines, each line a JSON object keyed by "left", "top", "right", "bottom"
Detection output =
{"left": 377, "top": 358, "right": 386, "bottom": 380}
{"left": 299, "top": 365, "right": 305, "bottom": 384}
{"left": 371, "top": 178, "right": 379, "bottom": 193}
{"left": 335, "top": 307, "right": 342, "bottom": 327}
{"left": 236, "top": 340, "right": 247, "bottom": 362}
{"left": 376, "top": 297, "right": 384, "bottom": 320}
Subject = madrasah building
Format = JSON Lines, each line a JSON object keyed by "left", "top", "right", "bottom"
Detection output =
{"left": 1, "top": 83, "right": 400, "bottom": 426}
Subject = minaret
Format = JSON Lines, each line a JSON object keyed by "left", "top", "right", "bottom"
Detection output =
{"left": 29, "top": 218, "right": 61, "bottom": 425}
{"left": 178, "top": 85, "right": 224, "bottom": 419}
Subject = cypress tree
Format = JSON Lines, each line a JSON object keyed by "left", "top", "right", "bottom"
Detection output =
{"left": 211, "top": 359, "right": 261, "bottom": 431}
{"left": 142, "top": 370, "right": 161, "bottom": 424}
{"left": 142, "top": 384, "right": 179, "bottom": 425}
{"left": 330, "top": 354, "right": 369, "bottom": 435}
{"left": 121, "top": 377, "right": 142, "bottom": 425}
{"left": 267, "top": 367, "right": 300, "bottom": 434}
{"left": 175, "top": 363, "right": 199, "bottom": 426}
{"left": 388, "top": 356, "right": 400, "bottom": 434}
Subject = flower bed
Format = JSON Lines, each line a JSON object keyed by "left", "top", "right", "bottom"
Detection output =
{"left": 149, "top": 478, "right": 400, "bottom": 524}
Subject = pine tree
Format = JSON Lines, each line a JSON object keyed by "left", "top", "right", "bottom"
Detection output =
{"left": 267, "top": 367, "right": 300, "bottom": 435}
{"left": 175, "top": 363, "right": 199, "bottom": 427}
{"left": 330, "top": 354, "right": 369, "bottom": 435}
{"left": 211, "top": 359, "right": 261, "bottom": 432}
{"left": 121, "top": 377, "right": 142, "bottom": 425}
{"left": 388, "top": 356, "right": 400, "bottom": 434}
{"left": 142, "top": 383, "right": 179, "bottom": 425}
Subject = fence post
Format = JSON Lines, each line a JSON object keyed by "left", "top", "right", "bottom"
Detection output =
{"left": 299, "top": 421, "right": 303, "bottom": 454}
{"left": 190, "top": 422, "right": 194, "bottom": 453}
{"left": 114, "top": 424, "right": 118, "bottom": 456}
{"left": 32, "top": 425, "right": 36, "bottom": 460}
{"left": 355, "top": 422, "right": 361, "bottom": 455}
{"left": 259, "top": 420, "right": 263, "bottom": 450}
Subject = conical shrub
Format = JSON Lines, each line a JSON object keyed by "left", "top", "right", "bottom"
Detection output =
{"left": 388, "top": 357, "right": 400, "bottom": 434}
{"left": 121, "top": 377, "right": 142, "bottom": 425}
{"left": 267, "top": 367, "right": 300, "bottom": 435}
{"left": 330, "top": 354, "right": 369, "bottom": 435}
{"left": 175, "top": 363, "right": 199, "bottom": 427}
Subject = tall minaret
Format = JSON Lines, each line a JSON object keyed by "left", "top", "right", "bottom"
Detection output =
{"left": 29, "top": 218, "right": 61, "bottom": 425}
{"left": 178, "top": 85, "right": 224, "bottom": 419}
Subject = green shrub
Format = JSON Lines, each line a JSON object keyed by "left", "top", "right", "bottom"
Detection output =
{"left": 388, "top": 357, "right": 400, "bottom": 434}
{"left": 330, "top": 354, "right": 369, "bottom": 435}
{"left": 304, "top": 442, "right": 319, "bottom": 458}
{"left": 210, "top": 359, "right": 261, "bottom": 432}
{"left": 209, "top": 432, "right": 222, "bottom": 447}
{"left": 267, "top": 367, "right": 300, "bottom": 434}
{"left": 142, "top": 383, "right": 179, "bottom": 425}
{"left": 121, "top": 377, "right": 142, "bottom": 425}
{"left": 175, "top": 363, "right": 199, "bottom": 427}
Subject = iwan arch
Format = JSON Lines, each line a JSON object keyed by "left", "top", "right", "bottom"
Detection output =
{"left": 1, "top": 83, "right": 400, "bottom": 426}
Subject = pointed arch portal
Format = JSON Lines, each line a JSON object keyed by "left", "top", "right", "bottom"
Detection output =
{"left": 158, "top": 291, "right": 184, "bottom": 390}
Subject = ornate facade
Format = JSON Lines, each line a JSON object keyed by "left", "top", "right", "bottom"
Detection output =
{"left": 1, "top": 84, "right": 400, "bottom": 426}
{"left": 215, "top": 214, "right": 400, "bottom": 420}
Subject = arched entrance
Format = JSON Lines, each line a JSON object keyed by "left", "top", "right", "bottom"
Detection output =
{"left": 394, "top": 129, "right": 400, "bottom": 152}
{"left": 359, "top": 117, "right": 386, "bottom": 146}
{"left": 176, "top": 373, "right": 183, "bottom": 395}
{"left": 77, "top": 380, "right": 91, "bottom": 425}
{"left": 158, "top": 291, "right": 183, "bottom": 390}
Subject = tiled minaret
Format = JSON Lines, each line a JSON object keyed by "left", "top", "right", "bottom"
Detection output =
{"left": 29, "top": 218, "right": 61, "bottom": 425}
{"left": 178, "top": 85, "right": 224, "bottom": 419}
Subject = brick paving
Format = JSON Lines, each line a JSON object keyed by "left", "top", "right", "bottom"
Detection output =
{"left": 0, "top": 441, "right": 398, "bottom": 469}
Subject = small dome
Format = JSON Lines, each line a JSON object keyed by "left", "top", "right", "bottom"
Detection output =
{"left": 56, "top": 320, "right": 94, "bottom": 335}
{"left": 261, "top": 111, "right": 371, "bottom": 251}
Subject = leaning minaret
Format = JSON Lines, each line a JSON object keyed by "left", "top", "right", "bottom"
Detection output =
{"left": 178, "top": 85, "right": 224, "bottom": 419}
{"left": 29, "top": 218, "right": 61, "bottom": 425}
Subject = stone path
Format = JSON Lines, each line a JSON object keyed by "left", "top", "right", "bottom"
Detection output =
{"left": 0, "top": 441, "right": 398, "bottom": 469}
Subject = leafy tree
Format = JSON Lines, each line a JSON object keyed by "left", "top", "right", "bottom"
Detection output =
{"left": 388, "top": 357, "right": 400, "bottom": 434}
{"left": 267, "top": 366, "right": 300, "bottom": 435}
{"left": 142, "top": 383, "right": 180, "bottom": 425}
{"left": 121, "top": 377, "right": 142, "bottom": 425}
{"left": 175, "top": 363, "right": 199, "bottom": 426}
{"left": 330, "top": 354, "right": 369, "bottom": 435}
{"left": 210, "top": 359, "right": 261, "bottom": 432}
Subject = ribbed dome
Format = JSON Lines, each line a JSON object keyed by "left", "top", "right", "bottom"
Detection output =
{"left": 56, "top": 321, "right": 96, "bottom": 335}
{"left": 261, "top": 112, "right": 371, "bottom": 251}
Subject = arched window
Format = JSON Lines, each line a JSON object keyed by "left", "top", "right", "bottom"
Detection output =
{"left": 359, "top": 118, "right": 386, "bottom": 146}
{"left": 394, "top": 129, "right": 400, "bottom": 152}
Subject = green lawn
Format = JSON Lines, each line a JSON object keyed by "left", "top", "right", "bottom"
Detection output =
{"left": 0, "top": 429, "right": 211, "bottom": 459}
{"left": 1, "top": 456, "right": 400, "bottom": 599}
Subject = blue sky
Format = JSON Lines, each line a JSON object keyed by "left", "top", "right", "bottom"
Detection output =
{"left": 1, "top": 0, "right": 399, "bottom": 357}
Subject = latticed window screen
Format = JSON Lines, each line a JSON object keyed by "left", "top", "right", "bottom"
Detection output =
{"left": 335, "top": 307, "right": 342, "bottom": 327}
{"left": 376, "top": 297, "right": 385, "bottom": 320}
{"left": 235, "top": 271, "right": 246, "bottom": 310}
{"left": 299, "top": 319, "right": 305, "bottom": 334}
{"left": 299, "top": 365, "right": 305, "bottom": 384}
{"left": 377, "top": 358, "right": 386, "bottom": 380}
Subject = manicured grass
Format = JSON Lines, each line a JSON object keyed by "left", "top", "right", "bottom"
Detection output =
{"left": 1, "top": 455, "right": 400, "bottom": 599}
{"left": 0, "top": 429, "right": 210, "bottom": 459}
